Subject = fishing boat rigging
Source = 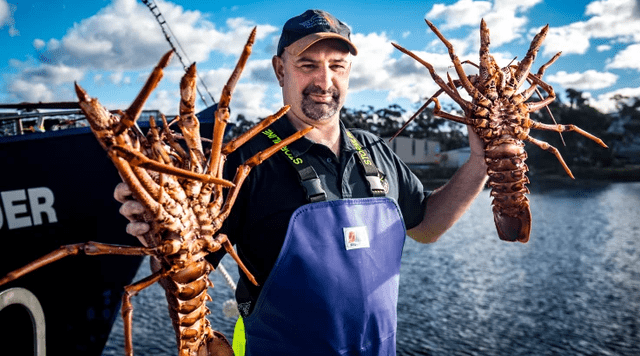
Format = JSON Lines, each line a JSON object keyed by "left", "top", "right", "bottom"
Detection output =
{"left": 142, "top": 0, "right": 217, "bottom": 107}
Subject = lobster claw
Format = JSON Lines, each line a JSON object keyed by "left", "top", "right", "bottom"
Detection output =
{"left": 492, "top": 205, "right": 531, "bottom": 243}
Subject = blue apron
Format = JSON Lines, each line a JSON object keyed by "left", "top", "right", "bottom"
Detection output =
{"left": 243, "top": 196, "right": 406, "bottom": 355}
{"left": 235, "top": 128, "right": 407, "bottom": 355}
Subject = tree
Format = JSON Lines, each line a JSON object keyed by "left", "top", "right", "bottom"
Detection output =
{"left": 565, "top": 88, "right": 587, "bottom": 108}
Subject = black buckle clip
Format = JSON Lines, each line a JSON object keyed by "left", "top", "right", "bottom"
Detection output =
{"left": 301, "top": 178, "right": 327, "bottom": 202}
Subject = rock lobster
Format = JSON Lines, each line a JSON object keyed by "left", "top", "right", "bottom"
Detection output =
{"left": 0, "top": 28, "right": 310, "bottom": 356}
{"left": 392, "top": 19, "right": 607, "bottom": 243}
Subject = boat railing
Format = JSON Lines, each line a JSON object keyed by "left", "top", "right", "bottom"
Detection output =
{"left": 0, "top": 106, "right": 163, "bottom": 137}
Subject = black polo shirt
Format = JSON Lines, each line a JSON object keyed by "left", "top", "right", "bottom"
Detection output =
{"left": 213, "top": 115, "right": 430, "bottom": 313}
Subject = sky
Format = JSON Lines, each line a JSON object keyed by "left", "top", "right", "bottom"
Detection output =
{"left": 1, "top": 0, "right": 639, "bottom": 121}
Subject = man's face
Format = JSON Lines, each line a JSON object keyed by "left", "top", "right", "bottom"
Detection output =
{"left": 273, "top": 39, "right": 352, "bottom": 127}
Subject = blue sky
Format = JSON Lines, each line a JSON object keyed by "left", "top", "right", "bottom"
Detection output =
{"left": 1, "top": 0, "right": 639, "bottom": 120}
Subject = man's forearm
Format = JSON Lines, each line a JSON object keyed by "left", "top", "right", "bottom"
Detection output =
{"left": 407, "top": 153, "right": 488, "bottom": 243}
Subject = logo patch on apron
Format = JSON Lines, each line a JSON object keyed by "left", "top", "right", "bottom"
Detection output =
{"left": 343, "top": 226, "right": 370, "bottom": 250}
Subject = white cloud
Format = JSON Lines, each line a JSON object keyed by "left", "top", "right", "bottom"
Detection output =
{"left": 597, "top": 44, "right": 612, "bottom": 52}
{"left": 146, "top": 89, "right": 180, "bottom": 116}
{"left": 425, "top": 0, "right": 543, "bottom": 47}
{"left": 5, "top": 0, "right": 278, "bottom": 107}
{"left": 547, "top": 70, "right": 618, "bottom": 90}
{"left": 20, "top": 64, "right": 85, "bottom": 86}
{"left": 425, "top": 0, "right": 493, "bottom": 29}
{"left": 231, "top": 82, "right": 276, "bottom": 119}
{"left": 606, "top": 43, "right": 640, "bottom": 71}
{"left": 107, "top": 71, "right": 131, "bottom": 85}
{"left": 588, "top": 86, "right": 640, "bottom": 113}
{"left": 8, "top": 80, "right": 54, "bottom": 102}
{"left": 0, "top": 0, "right": 7, "bottom": 24}
{"left": 348, "top": 31, "right": 464, "bottom": 106}
{"left": 543, "top": 0, "right": 640, "bottom": 56}
{"left": 31, "top": 0, "right": 277, "bottom": 71}
{"left": 350, "top": 32, "right": 395, "bottom": 92}
{"left": 0, "top": 0, "right": 18, "bottom": 36}
{"left": 539, "top": 24, "right": 592, "bottom": 56}
{"left": 33, "top": 39, "right": 45, "bottom": 50}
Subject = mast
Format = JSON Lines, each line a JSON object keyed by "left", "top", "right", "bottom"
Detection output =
{"left": 141, "top": 0, "right": 217, "bottom": 106}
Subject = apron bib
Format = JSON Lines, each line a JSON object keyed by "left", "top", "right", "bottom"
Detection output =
{"left": 243, "top": 197, "right": 406, "bottom": 355}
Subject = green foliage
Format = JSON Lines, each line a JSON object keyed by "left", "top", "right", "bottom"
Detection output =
{"left": 340, "top": 103, "right": 468, "bottom": 151}
{"left": 227, "top": 88, "right": 638, "bottom": 175}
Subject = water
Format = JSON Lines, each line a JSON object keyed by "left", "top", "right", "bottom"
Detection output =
{"left": 103, "top": 181, "right": 640, "bottom": 355}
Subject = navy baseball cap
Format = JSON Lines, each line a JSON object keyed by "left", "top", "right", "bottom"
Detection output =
{"left": 277, "top": 9, "right": 358, "bottom": 57}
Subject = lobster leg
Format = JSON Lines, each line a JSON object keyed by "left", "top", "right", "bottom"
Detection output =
{"left": 121, "top": 269, "right": 170, "bottom": 356}
{"left": 512, "top": 25, "right": 549, "bottom": 92}
{"left": 222, "top": 105, "right": 291, "bottom": 155}
{"left": 209, "top": 27, "right": 258, "bottom": 178}
{"left": 530, "top": 121, "right": 608, "bottom": 148}
{"left": 116, "top": 50, "right": 174, "bottom": 136}
{"left": 425, "top": 19, "right": 491, "bottom": 107}
{"left": 524, "top": 135, "right": 574, "bottom": 178}
{"left": 392, "top": 42, "right": 474, "bottom": 113}
{"left": 0, "top": 242, "right": 157, "bottom": 286}
{"left": 519, "top": 52, "right": 562, "bottom": 102}
{"left": 389, "top": 87, "right": 448, "bottom": 141}
{"left": 207, "top": 234, "right": 258, "bottom": 286}
{"left": 211, "top": 126, "right": 314, "bottom": 232}
{"left": 430, "top": 97, "right": 475, "bottom": 126}
{"left": 109, "top": 144, "right": 234, "bottom": 186}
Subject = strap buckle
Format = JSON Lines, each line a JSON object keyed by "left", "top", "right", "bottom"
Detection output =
{"left": 366, "top": 175, "right": 386, "bottom": 197}
{"left": 301, "top": 177, "right": 327, "bottom": 202}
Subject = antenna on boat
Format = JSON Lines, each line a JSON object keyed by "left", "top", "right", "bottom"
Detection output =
{"left": 142, "top": 0, "right": 217, "bottom": 106}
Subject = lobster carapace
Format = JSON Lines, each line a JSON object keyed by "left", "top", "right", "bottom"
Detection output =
{"left": 392, "top": 19, "right": 607, "bottom": 243}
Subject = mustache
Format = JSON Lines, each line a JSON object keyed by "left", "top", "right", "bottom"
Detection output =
{"left": 303, "top": 85, "right": 339, "bottom": 99}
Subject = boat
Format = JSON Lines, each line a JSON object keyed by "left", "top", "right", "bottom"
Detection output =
{"left": 0, "top": 103, "right": 218, "bottom": 356}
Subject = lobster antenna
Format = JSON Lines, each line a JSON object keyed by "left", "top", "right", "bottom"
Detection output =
{"left": 389, "top": 96, "right": 436, "bottom": 142}
{"left": 532, "top": 83, "right": 566, "bottom": 146}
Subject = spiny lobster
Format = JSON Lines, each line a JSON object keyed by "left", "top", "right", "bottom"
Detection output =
{"left": 392, "top": 19, "right": 607, "bottom": 243}
{"left": 0, "top": 28, "right": 311, "bottom": 356}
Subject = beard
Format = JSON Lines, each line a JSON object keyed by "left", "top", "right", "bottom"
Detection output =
{"left": 300, "top": 84, "right": 341, "bottom": 122}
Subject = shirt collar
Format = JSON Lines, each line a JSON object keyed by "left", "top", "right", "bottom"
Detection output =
{"left": 339, "top": 120, "right": 359, "bottom": 155}
{"left": 268, "top": 115, "right": 358, "bottom": 158}
{"left": 268, "top": 114, "right": 314, "bottom": 157}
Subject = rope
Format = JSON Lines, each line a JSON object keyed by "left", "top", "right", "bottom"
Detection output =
{"left": 216, "top": 262, "right": 237, "bottom": 291}
{"left": 217, "top": 262, "right": 240, "bottom": 318}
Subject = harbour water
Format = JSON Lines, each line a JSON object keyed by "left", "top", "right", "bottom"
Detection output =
{"left": 102, "top": 181, "right": 640, "bottom": 355}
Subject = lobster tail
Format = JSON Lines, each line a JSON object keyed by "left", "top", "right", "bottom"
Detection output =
{"left": 486, "top": 140, "right": 532, "bottom": 243}
{"left": 492, "top": 204, "right": 531, "bottom": 243}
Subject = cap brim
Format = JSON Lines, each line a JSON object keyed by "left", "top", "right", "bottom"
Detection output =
{"left": 285, "top": 32, "right": 358, "bottom": 57}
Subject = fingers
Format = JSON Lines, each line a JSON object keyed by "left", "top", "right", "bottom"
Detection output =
{"left": 114, "top": 182, "right": 151, "bottom": 239}
{"left": 467, "top": 125, "right": 485, "bottom": 155}
{"left": 114, "top": 182, "right": 133, "bottom": 203}
{"left": 119, "top": 200, "right": 145, "bottom": 221}
{"left": 126, "top": 222, "right": 151, "bottom": 237}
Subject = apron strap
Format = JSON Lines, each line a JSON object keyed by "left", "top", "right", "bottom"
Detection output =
{"left": 345, "top": 130, "right": 386, "bottom": 197}
{"left": 261, "top": 127, "right": 385, "bottom": 202}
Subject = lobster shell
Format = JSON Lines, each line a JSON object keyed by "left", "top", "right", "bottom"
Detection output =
{"left": 392, "top": 19, "right": 607, "bottom": 243}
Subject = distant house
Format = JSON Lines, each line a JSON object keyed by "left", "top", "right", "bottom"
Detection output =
{"left": 437, "top": 146, "right": 471, "bottom": 168}
{"left": 607, "top": 113, "right": 640, "bottom": 164}
{"left": 384, "top": 136, "right": 441, "bottom": 165}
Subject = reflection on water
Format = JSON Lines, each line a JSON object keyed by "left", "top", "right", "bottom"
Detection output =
{"left": 397, "top": 181, "right": 640, "bottom": 355}
{"left": 103, "top": 181, "right": 640, "bottom": 356}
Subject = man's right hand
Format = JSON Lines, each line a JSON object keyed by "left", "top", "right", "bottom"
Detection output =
{"left": 114, "top": 182, "right": 151, "bottom": 241}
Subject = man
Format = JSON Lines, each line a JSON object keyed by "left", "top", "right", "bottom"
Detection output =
{"left": 118, "top": 9, "right": 487, "bottom": 355}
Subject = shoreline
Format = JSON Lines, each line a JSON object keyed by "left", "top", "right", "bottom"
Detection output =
{"left": 413, "top": 164, "right": 640, "bottom": 190}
